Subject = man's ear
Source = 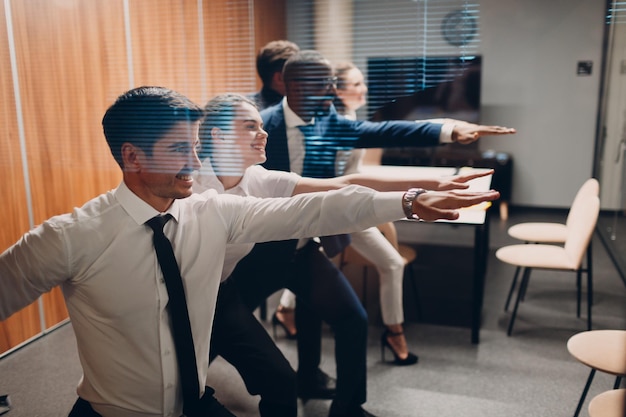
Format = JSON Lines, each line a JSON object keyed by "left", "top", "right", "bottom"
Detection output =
{"left": 273, "top": 71, "right": 284, "bottom": 84}
{"left": 272, "top": 71, "right": 286, "bottom": 95}
{"left": 121, "top": 143, "right": 141, "bottom": 172}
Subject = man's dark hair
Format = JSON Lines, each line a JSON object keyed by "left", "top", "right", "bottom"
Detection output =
{"left": 282, "top": 49, "right": 329, "bottom": 83}
{"left": 256, "top": 40, "right": 300, "bottom": 87}
{"left": 199, "top": 93, "right": 257, "bottom": 159}
{"left": 102, "top": 86, "right": 204, "bottom": 168}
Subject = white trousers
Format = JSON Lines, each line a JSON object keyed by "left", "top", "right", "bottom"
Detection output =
{"left": 279, "top": 226, "right": 406, "bottom": 325}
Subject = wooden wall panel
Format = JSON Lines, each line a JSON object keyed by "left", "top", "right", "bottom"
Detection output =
{"left": 253, "top": 0, "right": 287, "bottom": 45}
{"left": 11, "top": 0, "right": 126, "bottom": 221}
{"left": 9, "top": 0, "right": 128, "bottom": 330}
{"left": 0, "top": 0, "right": 286, "bottom": 355}
{"left": 253, "top": 0, "right": 288, "bottom": 90}
{"left": 0, "top": 0, "right": 41, "bottom": 353}
{"left": 129, "top": 0, "right": 204, "bottom": 104}
{"left": 202, "top": 0, "right": 256, "bottom": 100}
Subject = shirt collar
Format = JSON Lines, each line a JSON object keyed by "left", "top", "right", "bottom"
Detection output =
{"left": 194, "top": 157, "right": 261, "bottom": 197}
{"left": 114, "top": 181, "right": 181, "bottom": 225}
{"left": 194, "top": 158, "right": 225, "bottom": 194}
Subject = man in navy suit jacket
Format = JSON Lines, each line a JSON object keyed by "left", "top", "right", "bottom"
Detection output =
{"left": 259, "top": 50, "right": 512, "bottom": 179}
{"left": 260, "top": 102, "right": 442, "bottom": 177}
{"left": 231, "top": 50, "right": 515, "bottom": 417}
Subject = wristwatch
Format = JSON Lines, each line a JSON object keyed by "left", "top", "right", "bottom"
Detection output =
{"left": 402, "top": 188, "right": 428, "bottom": 220}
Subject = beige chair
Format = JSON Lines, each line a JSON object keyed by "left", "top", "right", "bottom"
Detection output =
{"left": 588, "top": 388, "right": 626, "bottom": 417}
{"left": 339, "top": 222, "right": 420, "bottom": 319}
{"left": 567, "top": 330, "right": 626, "bottom": 417}
{"left": 495, "top": 194, "right": 600, "bottom": 335}
{"left": 504, "top": 178, "right": 600, "bottom": 312}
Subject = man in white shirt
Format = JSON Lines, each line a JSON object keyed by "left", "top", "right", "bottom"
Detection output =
{"left": 0, "top": 86, "right": 499, "bottom": 417}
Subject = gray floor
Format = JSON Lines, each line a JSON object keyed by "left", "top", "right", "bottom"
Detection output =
{"left": 1, "top": 208, "right": 625, "bottom": 417}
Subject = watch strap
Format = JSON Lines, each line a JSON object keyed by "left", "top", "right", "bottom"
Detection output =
{"left": 402, "top": 188, "right": 428, "bottom": 219}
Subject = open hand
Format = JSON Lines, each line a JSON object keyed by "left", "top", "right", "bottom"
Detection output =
{"left": 411, "top": 189, "right": 500, "bottom": 221}
{"left": 435, "top": 169, "right": 494, "bottom": 191}
{"left": 452, "top": 122, "right": 516, "bottom": 145}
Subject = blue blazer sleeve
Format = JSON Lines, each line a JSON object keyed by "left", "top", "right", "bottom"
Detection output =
{"left": 260, "top": 104, "right": 443, "bottom": 178}
{"left": 321, "top": 109, "right": 442, "bottom": 149}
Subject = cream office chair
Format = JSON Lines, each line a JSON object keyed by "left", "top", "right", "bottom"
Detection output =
{"left": 495, "top": 194, "right": 600, "bottom": 335}
{"left": 504, "top": 178, "right": 600, "bottom": 312}
{"left": 339, "top": 222, "right": 421, "bottom": 319}
{"left": 588, "top": 388, "right": 626, "bottom": 417}
{"left": 567, "top": 330, "right": 626, "bottom": 417}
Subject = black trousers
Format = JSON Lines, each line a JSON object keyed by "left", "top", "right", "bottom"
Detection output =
{"left": 68, "top": 386, "right": 235, "bottom": 417}
{"left": 229, "top": 239, "right": 368, "bottom": 412}
{"left": 209, "top": 279, "right": 298, "bottom": 416}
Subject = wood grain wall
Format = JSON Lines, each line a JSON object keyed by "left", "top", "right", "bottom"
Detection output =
{"left": 0, "top": 0, "right": 286, "bottom": 355}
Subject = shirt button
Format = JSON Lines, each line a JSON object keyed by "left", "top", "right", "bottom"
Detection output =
{"left": 164, "top": 349, "right": 171, "bottom": 356}
{"left": 166, "top": 382, "right": 174, "bottom": 389}
{"left": 160, "top": 278, "right": 165, "bottom": 284}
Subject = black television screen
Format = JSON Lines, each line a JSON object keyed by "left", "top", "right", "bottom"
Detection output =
{"left": 367, "top": 55, "right": 481, "bottom": 124}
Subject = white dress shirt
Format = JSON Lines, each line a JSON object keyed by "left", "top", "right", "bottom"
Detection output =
{"left": 0, "top": 180, "right": 403, "bottom": 417}
{"left": 193, "top": 162, "right": 300, "bottom": 280}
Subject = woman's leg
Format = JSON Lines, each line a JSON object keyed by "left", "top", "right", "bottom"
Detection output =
{"left": 349, "top": 227, "right": 416, "bottom": 362}
{"left": 349, "top": 227, "right": 405, "bottom": 325}
{"left": 274, "top": 289, "right": 297, "bottom": 338}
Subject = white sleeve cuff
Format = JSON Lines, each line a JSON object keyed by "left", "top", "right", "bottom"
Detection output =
{"left": 414, "top": 119, "right": 455, "bottom": 143}
{"left": 439, "top": 122, "right": 456, "bottom": 143}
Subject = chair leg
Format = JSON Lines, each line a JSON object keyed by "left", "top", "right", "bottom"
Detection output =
{"left": 613, "top": 376, "right": 622, "bottom": 390}
{"left": 504, "top": 266, "right": 521, "bottom": 312}
{"left": 507, "top": 267, "right": 531, "bottom": 336}
{"left": 576, "top": 269, "right": 582, "bottom": 318}
{"left": 587, "top": 241, "right": 593, "bottom": 306}
{"left": 586, "top": 266, "right": 593, "bottom": 331}
{"left": 520, "top": 242, "right": 533, "bottom": 302}
{"left": 519, "top": 267, "right": 532, "bottom": 302}
{"left": 573, "top": 368, "right": 596, "bottom": 417}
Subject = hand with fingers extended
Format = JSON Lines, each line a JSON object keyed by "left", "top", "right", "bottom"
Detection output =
{"left": 411, "top": 189, "right": 500, "bottom": 221}
{"left": 451, "top": 122, "right": 516, "bottom": 145}
{"left": 432, "top": 169, "right": 494, "bottom": 191}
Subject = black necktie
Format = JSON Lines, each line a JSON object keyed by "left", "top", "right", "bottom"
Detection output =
{"left": 146, "top": 215, "right": 200, "bottom": 415}
{"left": 297, "top": 125, "right": 351, "bottom": 257}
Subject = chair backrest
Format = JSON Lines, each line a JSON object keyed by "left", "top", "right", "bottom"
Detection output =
{"left": 564, "top": 194, "right": 600, "bottom": 268}
{"left": 565, "top": 178, "right": 600, "bottom": 227}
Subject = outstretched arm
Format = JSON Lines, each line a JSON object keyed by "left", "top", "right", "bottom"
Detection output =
{"left": 224, "top": 185, "right": 500, "bottom": 245}
{"left": 414, "top": 117, "right": 516, "bottom": 145}
{"left": 410, "top": 189, "right": 499, "bottom": 221}
{"left": 291, "top": 169, "right": 494, "bottom": 195}
{"left": 450, "top": 120, "right": 516, "bottom": 145}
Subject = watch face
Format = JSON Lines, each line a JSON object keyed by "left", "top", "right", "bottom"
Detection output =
{"left": 441, "top": 9, "right": 477, "bottom": 47}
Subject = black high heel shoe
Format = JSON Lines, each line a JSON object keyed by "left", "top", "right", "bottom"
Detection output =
{"left": 380, "top": 330, "right": 418, "bottom": 366}
{"left": 271, "top": 309, "right": 297, "bottom": 340}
